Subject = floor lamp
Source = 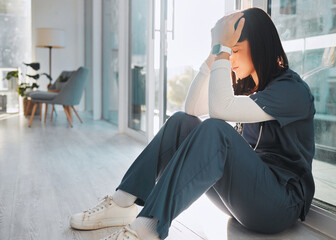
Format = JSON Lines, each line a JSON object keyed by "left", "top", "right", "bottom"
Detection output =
{"left": 36, "top": 28, "right": 65, "bottom": 77}
{"left": 36, "top": 28, "right": 65, "bottom": 118}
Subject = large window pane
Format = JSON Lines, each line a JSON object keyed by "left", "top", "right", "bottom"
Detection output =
{"left": 0, "top": 0, "right": 31, "bottom": 113}
{"left": 165, "top": 0, "right": 226, "bottom": 116}
{"left": 271, "top": 0, "right": 336, "bottom": 206}
{"left": 0, "top": 0, "right": 31, "bottom": 67}
{"left": 128, "top": 0, "right": 148, "bottom": 132}
{"left": 102, "top": 0, "right": 119, "bottom": 125}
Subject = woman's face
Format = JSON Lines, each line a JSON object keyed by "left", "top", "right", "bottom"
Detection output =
{"left": 230, "top": 40, "right": 257, "bottom": 81}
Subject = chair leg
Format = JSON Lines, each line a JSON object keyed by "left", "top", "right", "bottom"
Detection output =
{"left": 71, "top": 106, "right": 83, "bottom": 123}
{"left": 28, "top": 103, "right": 38, "bottom": 127}
{"left": 39, "top": 103, "right": 42, "bottom": 121}
{"left": 51, "top": 105, "right": 55, "bottom": 121}
{"left": 25, "top": 99, "right": 31, "bottom": 117}
{"left": 54, "top": 105, "right": 57, "bottom": 116}
{"left": 66, "top": 106, "right": 73, "bottom": 127}
{"left": 44, "top": 104, "right": 48, "bottom": 122}
{"left": 68, "top": 106, "right": 73, "bottom": 120}
{"left": 63, "top": 105, "right": 73, "bottom": 128}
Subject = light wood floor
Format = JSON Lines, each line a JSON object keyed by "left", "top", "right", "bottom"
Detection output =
{"left": 0, "top": 112, "right": 333, "bottom": 240}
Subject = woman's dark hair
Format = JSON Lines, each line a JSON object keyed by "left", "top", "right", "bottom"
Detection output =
{"left": 232, "top": 7, "right": 288, "bottom": 95}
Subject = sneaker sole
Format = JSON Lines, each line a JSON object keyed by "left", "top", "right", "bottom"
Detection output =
{"left": 70, "top": 215, "right": 137, "bottom": 230}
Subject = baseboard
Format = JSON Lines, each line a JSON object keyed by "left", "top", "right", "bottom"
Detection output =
{"left": 301, "top": 204, "right": 336, "bottom": 239}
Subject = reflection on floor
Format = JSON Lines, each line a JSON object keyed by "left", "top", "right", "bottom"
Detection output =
{"left": 0, "top": 112, "right": 19, "bottom": 121}
{"left": 0, "top": 112, "right": 333, "bottom": 240}
{"left": 313, "top": 160, "right": 336, "bottom": 206}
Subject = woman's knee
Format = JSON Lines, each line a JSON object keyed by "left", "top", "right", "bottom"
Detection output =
{"left": 200, "top": 118, "right": 234, "bottom": 132}
{"left": 167, "top": 111, "right": 201, "bottom": 128}
{"left": 206, "top": 187, "right": 233, "bottom": 216}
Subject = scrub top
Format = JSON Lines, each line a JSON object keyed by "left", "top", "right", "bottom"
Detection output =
{"left": 242, "top": 68, "right": 316, "bottom": 221}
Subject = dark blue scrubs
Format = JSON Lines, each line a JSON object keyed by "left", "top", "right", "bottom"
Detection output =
{"left": 117, "top": 68, "right": 315, "bottom": 239}
{"left": 248, "top": 68, "right": 315, "bottom": 220}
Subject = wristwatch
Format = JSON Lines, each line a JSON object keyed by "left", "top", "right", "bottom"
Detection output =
{"left": 212, "top": 44, "right": 232, "bottom": 55}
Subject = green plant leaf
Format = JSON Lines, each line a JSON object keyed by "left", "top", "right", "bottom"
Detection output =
{"left": 26, "top": 74, "right": 40, "bottom": 80}
{"left": 17, "top": 82, "right": 39, "bottom": 97}
{"left": 19, "top": 83, "right": 29, "bottom": 87}
{"left": 17, "top": 86, "right": 27, "bottom": 97}
{"left": 23, "top": 62, "right": 40, "bottom": 71}
{"left": 41, "top": 73, "right": 52, "bottom": 81}
{"left": 4, "top": 70, "right": 19, "bottom": 80}
{"left": 31, "top": 83, "right": 39, "bottom": 89}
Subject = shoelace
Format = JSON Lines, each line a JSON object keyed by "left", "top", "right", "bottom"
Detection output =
{"left": 103, "top": 226, "right": 138, "bottom": 240}
{"left": 84, "top": 195, "right": 113, "bottom": 214}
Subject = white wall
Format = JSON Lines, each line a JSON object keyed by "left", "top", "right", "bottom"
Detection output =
{"left": 31, "top": 0, "right": 85, "bottom": 109}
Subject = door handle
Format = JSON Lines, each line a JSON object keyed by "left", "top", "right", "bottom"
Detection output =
{"left": 166, "top": 0, "right": 175, "bottom": 40}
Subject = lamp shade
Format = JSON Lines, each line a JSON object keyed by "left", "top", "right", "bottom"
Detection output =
{"left": 36, "top": 28, "right": 65, "bottom": 48}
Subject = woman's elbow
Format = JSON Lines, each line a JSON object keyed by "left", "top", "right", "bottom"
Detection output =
{"left": 209, "top": 103, "right": 231, "bottom": 120}
{"left": 209, "top": 97, "right": 233, "bottom": 119}
{"left": 185, "top": 107, "right": 197, "bottom": 116}
{"left": 209, "top": 107, "right": 222, "bottom": 119}
{"left": 184, "top": 103, "right": 192, "bottom": 115}
{"left": 184, "top": 101, "right": 201, "bottom": 116}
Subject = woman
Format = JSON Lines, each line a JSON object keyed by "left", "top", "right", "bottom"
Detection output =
{"left": 70, "top": 8, "right": 315, "bottom": 240}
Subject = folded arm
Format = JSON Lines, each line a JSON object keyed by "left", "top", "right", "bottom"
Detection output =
{"left": 185, "top": 59, "right": 274, "bottom": 123}
{"left": 184, "top": 62, "right": 210, "bottom": 116}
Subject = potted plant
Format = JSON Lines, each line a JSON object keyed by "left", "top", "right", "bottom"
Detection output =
{"left": 4, "top": 62, "right": 52, "bottom": 115}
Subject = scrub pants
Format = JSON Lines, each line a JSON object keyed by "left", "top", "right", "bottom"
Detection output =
{"left": 117, "top": 112, "right": 303, "bottom": 239}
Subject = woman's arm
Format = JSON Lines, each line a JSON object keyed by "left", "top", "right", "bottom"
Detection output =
{"left": 184, "top": 63, "right": 209, "bottom": 116}
{"left": 209, "top": 59, "right": 274, "bottom": 123}
{"left": 186, "top": 12, "right": 273, "bottom": 122}
{"left": 184, "top": 54, "right": 215, "bottom": 116}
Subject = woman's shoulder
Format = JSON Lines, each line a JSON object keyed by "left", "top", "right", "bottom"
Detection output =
{"left": 264, "top": 68, "right": 315, "bottom": 113}
{"left": 267, "top": 68, "right": 312, "bottom": 94}
{"left": 271, "top": 68, "right": 302, "bottom": 84}
{"left": 251, "top": 68, "right": 315, "bottom": 127}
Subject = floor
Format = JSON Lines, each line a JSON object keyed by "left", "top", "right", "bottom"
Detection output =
{"left": 312, "top": 160, "right": 336, "bottom": 206}
{"left": 0, "top": 111, "right": 334, "bottom": 240}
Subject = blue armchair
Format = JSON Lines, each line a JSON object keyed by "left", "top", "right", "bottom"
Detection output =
{"left": 28, "top": 67, "right": 89, "bottom": 127}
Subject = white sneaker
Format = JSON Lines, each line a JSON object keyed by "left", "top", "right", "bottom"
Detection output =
{"left": 100, "top": 226, "right": 139, "bottom": 240}
{"left": 100, "top": 225, "right": 160, "bottom": 240}
{"left": 70, "top": 195, "right": 138, "bottom": 230}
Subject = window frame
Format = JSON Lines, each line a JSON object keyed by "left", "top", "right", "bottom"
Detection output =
{"left": 256, "top": 0, "right": 336, "bottom": 236}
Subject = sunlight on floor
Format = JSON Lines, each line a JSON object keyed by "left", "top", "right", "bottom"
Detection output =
{"left": 176, "top": 195, "right": 231, "bottom": 240}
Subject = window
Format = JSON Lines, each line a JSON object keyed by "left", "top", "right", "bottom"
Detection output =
{"left": 280, "top": 0, "right": 296, "bottom": 15}
{"left": 128, "top": 0, "right": 148, "bottom": 132}
{"left": 0, "top": 0, "right": 31, "bottom": 68}
{"left": 161, "top": 0, "right": 226, "bottom": 128}
{"left": 102, "top": 0, "right": 119, "bottom": 125}
{"left": 0, "top": 0, "right": 31, "bottom": 113}
{"left": 271, "top": 0, "right": 336, "bottom": 208}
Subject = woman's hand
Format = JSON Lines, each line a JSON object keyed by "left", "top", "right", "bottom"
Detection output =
{"left": 211, "top": 12, "right": 245, "bottom": 48}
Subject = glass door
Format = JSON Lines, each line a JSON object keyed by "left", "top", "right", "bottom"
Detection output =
{"left": 153, "top": 0, "right": 228, "bottom": 133}
{"left": 102, "top": 0, "right": 119, "bottom": 125}
{"left": 128, "top": 0, "right": 148, "bottom": 133}
{"left": 166, "top": 0, "right": 226, "bottom": 117}
{"left": 125, "top": 0, "right": 234, "bottom": 139}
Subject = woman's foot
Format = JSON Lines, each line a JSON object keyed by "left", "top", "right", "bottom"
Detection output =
{"left": 70, "top": 195, "right": 138, "bottom": 230}
{"left": 100, "top": 225, "right": 160, "bottom": 240}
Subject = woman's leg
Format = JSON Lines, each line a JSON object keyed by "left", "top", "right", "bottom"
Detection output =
{"left": 205, "top": 187, "right": 233, "bottom": 217}
{"left": 117, "top": 111, "right": 202, "bottom": 206}
{"left": 70, "top": 112, "right": 201, "bottom": 231}
{"left": 137, "top": 118, "right": 303, "bottom": 239}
